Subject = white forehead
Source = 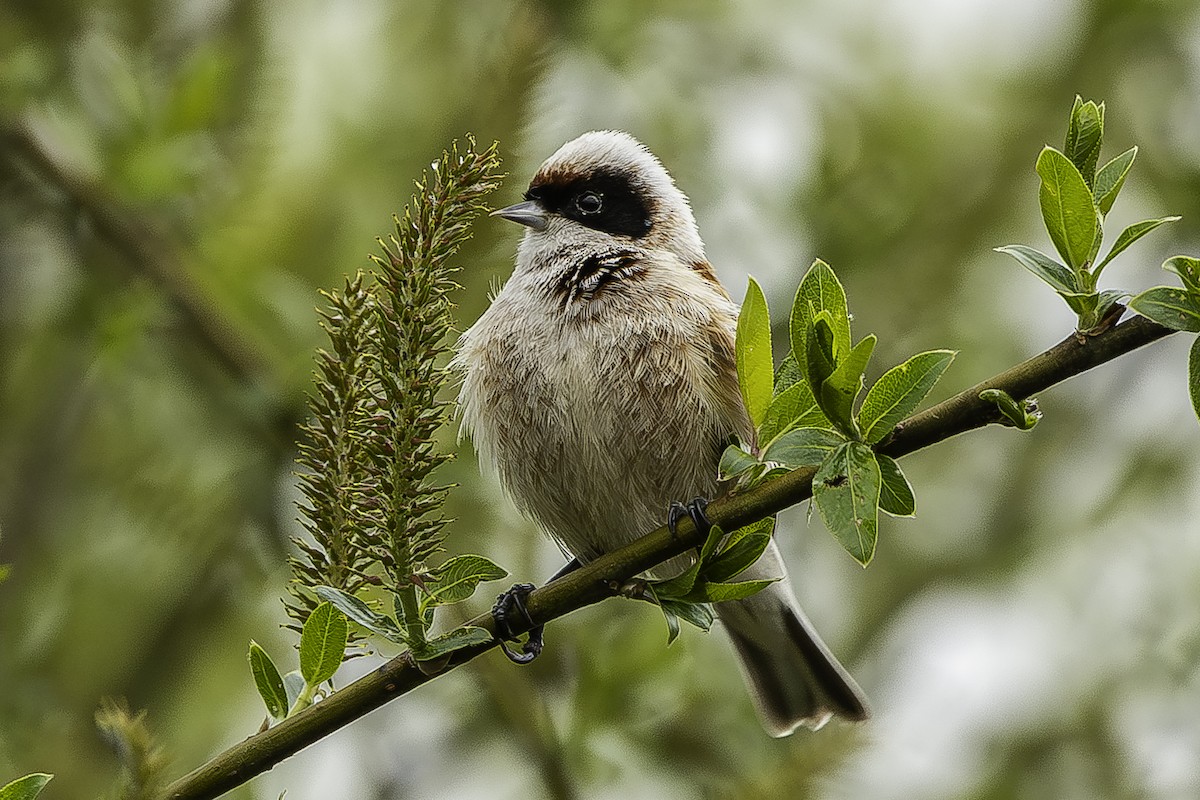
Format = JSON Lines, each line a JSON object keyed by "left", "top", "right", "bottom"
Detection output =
{"left": 536, "top": 130, "right": 678, "bottom": 198}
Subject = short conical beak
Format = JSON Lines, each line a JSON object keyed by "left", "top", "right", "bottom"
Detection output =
{"left": 491, "top": 200, "right": 549, "bottom": 231}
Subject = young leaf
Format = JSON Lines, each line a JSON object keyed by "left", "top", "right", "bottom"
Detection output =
{"left": 1036, "top": 146, "right": 1099, "bottom": 272}
{"left": 424, "top": 554, "right": 508, "bottom": 607}
{"left": 1093, "top": 146, "right": 1137, "bottom": 215}
{"left": 416, "top": 626, "right": 494, "bottom": 659}
{"left": 698, "top": 523, "right": 726, "bottom": 566}
{"left": 299, "top": 601, "right": 348, "bottom": 686}
{"left": 737, "top": 277, "right": 774, "bottom": 428}
{"left": 1190, "top": 337, "right": 1200, "bottom": 424}
{"left": 761, "top": 426, "right": 846, "bottom": 468}
{"left": 660, "top": 601, "right": 681, "bottom": 645}
{"left": 790, "top": 259, "right": 851, "bottom": 367}
{"left": 876, "top": 455, "right": 915, "bottom": 517}
{"left": 858, "top": 350, "right": 956, "bottom": 444}
{"left": 804, "top": 312, "right": 839, "bottom": 398}
{"left": 703, "top": 533, "right": 772, "bottom": 583}
{"left": 248, "top": 642, "right": 289, "bottom": 720}
{"left": 994, "top": 245, "right": 1079, "bottom": 295}
{"left": 759, "top": 379, "right": 828, "bottom": 444}
{"left": 0, "top": 774, "right": 53, "bottom": 800}
{"left": 315, "top": 585, "right": 406, "bottom": 643}
{"left": 814, "top": 442, "right": 882, "bottom": 566}
{"left": 689, "top": 579, "right": 779, "bottom": 603}
{"left": 824, "top": 333, "right": 877, "bottom": 419}
{"left": 723, "top": 516, "right": 775, "bottom": 547}
{"left": 979, "top": 388, "right": 1042, "bottom": 430}
{"left": 1064, "top": 96, "right": 1104, "bottom": 186}
{"left": 1093, "top": 216, "right": 1180, "bottom": 278}
{"left": 652, "top": 559, "right": 704, "bottom": 599}
{"left": 1163, "top": 256, "right": 1200, "bottom": 292}
{"left": 282, "top": 670, "right": 306, "bottom": 711}
{"left": 1129, "top": 287, "right": 1200, "bottom": 332}
{"left": 657, "top": 595, "right": 714, "bottom": 642}
{"left": 718, "top": 443, "right": 760, "bottom": 481}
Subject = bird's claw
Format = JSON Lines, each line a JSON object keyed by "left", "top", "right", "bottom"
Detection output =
{"left": 667, "top": 496, "right": 712, "bottom": 541}
{"left": 492, "top": 583, "right": 544, "bottom": 664}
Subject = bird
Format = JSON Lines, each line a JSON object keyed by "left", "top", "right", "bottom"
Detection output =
{"left": 453, "top": 130, "right": 869, "bottom": 735}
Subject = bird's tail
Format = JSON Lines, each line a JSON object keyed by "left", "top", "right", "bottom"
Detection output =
{"left": 714, "top": 540, "right": 869, "bottom": 735}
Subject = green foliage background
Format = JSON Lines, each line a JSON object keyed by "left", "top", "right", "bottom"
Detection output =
{"left": 2, "top": 2, "right": 1200, "bottom": 798}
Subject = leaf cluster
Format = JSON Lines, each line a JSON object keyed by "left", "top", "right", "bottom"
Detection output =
{"left": 997, "top": 96, "right": 1179, "bottom": 332}
{"left": 249, "top": 601, "right": 349, "bottom": 723}
{"left": 648, "top": 517, "right": 781, "bottom": 643}
{"left": 722, "top": 264, "right": 954, "bottom": 565}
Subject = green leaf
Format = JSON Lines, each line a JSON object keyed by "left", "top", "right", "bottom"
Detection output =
{"left": 1036, "top": 146, "right": 1099, "bottom": 271}
{"left": 703, "top": 534, "right": 772, "bottom": 583}
{"left": 1064, "top": 96, "right": 1105, "bottom": 186}
{"left": 994, "top": 244, "right": 1079, "bottom": 295}
{"left": 1130, "top": 287, "right": 1200, "bottom": 332}
{"left": 1163, "top": 256, "right": 1200, "bottom": 293}
{"left": 1093, "top": 289, "right": 1129, "bottom": 325}
{"left": 721, "top": 516, "right": 775, "bottom": 550}
{"left": 790, "top": 259, "right": 851, "bottom": 367}
{"left": 315, "top": 585, "right": 405, "bottom": 643}
{"left": 718, "top": 443, "right": 760, "bottom": 481}
{"left": 698, "top": 523, "right": 726, "bottom": 566}
{"left": 761, "top": 426, "right": 846, "bottom": 468}
{"left": 0, "top": 774, "right": 53, "bottom": 800}
{"left": 688, "top": 579, "right": 779, "bottom": 603}
{"left": 759, "top": 379, "right": 828, "bottom": 444}
{"left": 653, "top": 559, "right": 704, "bottom": 599}
{"left": 858, "top": 350, "right": 956, "bottom": 444}
{"left": 1191, "top": 337, "right": 1200, "bottom": 424}
{"left": 876, "top": 454, "right": 915, "bottom": 517}
{"left": 774, "top": 352, "right": 804, "bottom": 395}
{"left": 282, "top": 670, "right": 306, "bottom": 711}
{"left": 416, "top": 626, "right": 493, "bottom": 659}
{"left": 1094, "top": 217, "right": 1180, "bottom": 277}
{"left": 1093, "top": 146, "right": 1137, "bottom": 215}
{"left": 299, "top": 601, "right": 348, "bottom": 686}
{"left": 737, "top": 276, "right": 774, "bottom": 428}
{"left": 248, "top": 641, "right": 289, "bottom": 720}
{"left": 814, "top": 442, "right": 882, "bottom": 566}
{"left": 660, "top": 601, "right": 682, "bottom": 645}
{"left": 805, "top": 312, "right": 838, "bottom": 392}
{"left": 425, "top": 554, "right": 508, "bottom": 607}
{"left": 657, "top": 596, "right": 714, "bottom": 643}
{"left": 0, "top": 564, "right": 10, "bottom": 585}
{"left": 821, "top": 334, "right": 876, "bottom": 433}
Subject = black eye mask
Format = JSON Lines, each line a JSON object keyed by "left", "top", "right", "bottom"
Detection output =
{"left": 525, "top": 168, "right": 653, "bottom": 238}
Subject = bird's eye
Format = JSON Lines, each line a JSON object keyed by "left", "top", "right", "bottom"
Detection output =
{"left": 575, "top": 191, "right": 603, "bottom": 215}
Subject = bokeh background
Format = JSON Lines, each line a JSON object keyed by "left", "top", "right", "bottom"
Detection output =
{"left": 3, "top": 1, "right": 1200, "bottom": 798}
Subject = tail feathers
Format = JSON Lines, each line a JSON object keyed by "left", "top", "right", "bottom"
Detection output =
{"left": 718, "top": 587, "right": 869, "bottom": 736}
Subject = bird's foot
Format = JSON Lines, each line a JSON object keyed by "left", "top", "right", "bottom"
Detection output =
{"left": 491, "top": 583, "right": 544, "bottom": 664}
{"left": 667, "top": 496, "right": 712, "bottom": 541}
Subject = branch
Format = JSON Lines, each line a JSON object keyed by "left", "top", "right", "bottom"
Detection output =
{"left": 160, "top": 313, "right": 1175, "bottom": 800}
{"left": 0, "top": 121, "right": 275, "bottom": 389}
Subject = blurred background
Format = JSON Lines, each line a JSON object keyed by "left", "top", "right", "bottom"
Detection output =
{"left": 3, "top": 0, "right": 1200, "bottom": 798}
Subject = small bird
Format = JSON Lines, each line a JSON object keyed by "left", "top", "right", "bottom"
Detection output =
{"left": 455, "top": 131, "right": 868, "bottom": 735}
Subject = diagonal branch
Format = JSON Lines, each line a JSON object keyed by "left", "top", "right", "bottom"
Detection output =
{"left": 0, "top": 121, "right": 274, "bottom": 388}
{"left": 160, "top": 313, "right": 1175, "bottom": 800}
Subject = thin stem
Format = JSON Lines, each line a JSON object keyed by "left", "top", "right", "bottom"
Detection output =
{"left": 159, "top": 313, "right": 1175, "bottom": 800}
